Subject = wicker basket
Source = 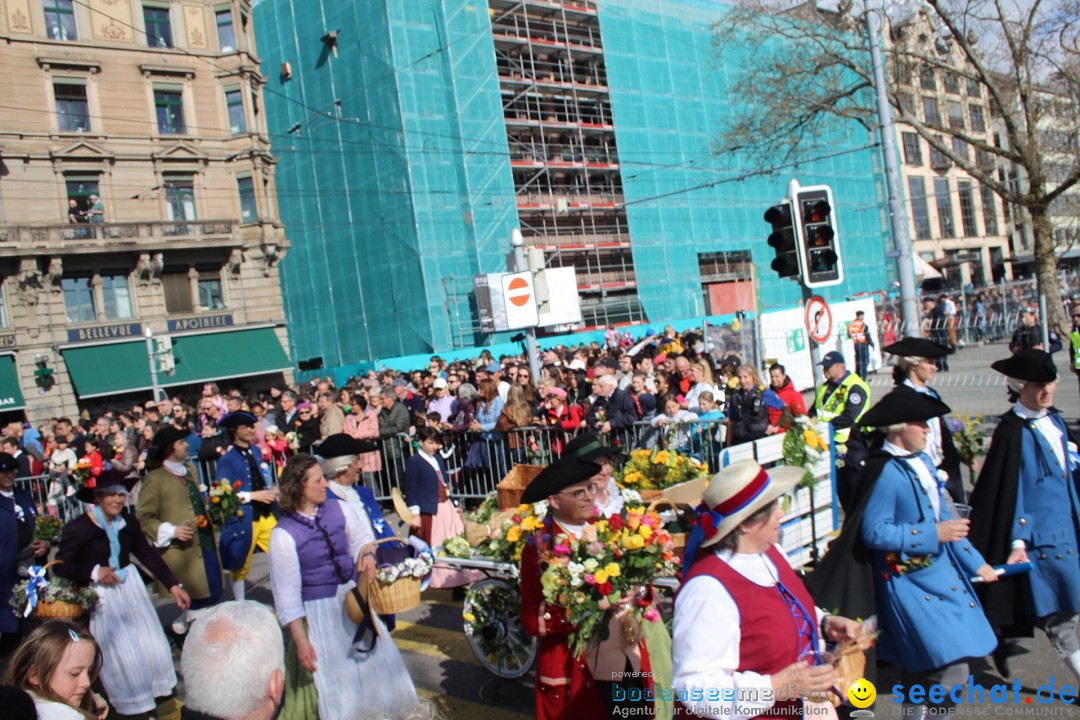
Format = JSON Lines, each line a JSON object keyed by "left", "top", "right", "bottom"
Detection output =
{"left": 496, "top": 464, "right": 544, "bottom": 510}
{"left": 368, "top": 576, "right": 422, "bottom": 615}
{"left": 33, "top": 561, "right": 86, "bottom": 619}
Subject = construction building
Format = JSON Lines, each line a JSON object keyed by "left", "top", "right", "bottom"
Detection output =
{"left": 254, "top": 0, "right": 894, "bottom": 372}
{"left": 0, "top": 0, "right": 292, "bottom": 422}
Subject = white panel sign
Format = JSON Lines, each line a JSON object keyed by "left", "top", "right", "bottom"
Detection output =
{"left": 500, "top": 271, "right": 540, "bottom": 330}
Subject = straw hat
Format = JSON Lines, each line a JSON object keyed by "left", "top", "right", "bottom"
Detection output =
{"left": 699, "top": 460, "right": 804, "bottom": 549}
{"left": 391, "top": 487, "right": 414, "bottom": 526}
{"left": 661, "top": 475, "right": 707, "bottom": 507}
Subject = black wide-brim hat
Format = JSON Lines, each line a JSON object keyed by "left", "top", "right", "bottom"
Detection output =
{"left": 520, "top": 456, "right": 603, "bottom": 505}
{"left": 563, "top": 433, "right": 618, "bottom": 463}
{"left": 0, "top": 452, "right": 18, "bottom": 472}
{"left": 859, "top": 389, "right": 951, "bottom": 428}
{"left": 76, "top": 468, "right": 139, "bottom": 504}
{"left": 991, "top": 349, "right": 1058, "bottom": 382}
{"left": 151, "top": 425, "right": 189, "bottom": 452}
{"left": 316, "top": 433, "right": 378, "bottom": 458}
{"left": 218, "top": 411, "right": 258, "bottom": 430}
{"left": 883, "top": 336, "right": 951, "bottom": 359}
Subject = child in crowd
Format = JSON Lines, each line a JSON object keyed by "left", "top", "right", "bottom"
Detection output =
{"left": 692, "top": 390, "right": 726, "bottom": 454}
{"left": 2, "top": 620, "right": 109, "bottom": 720}
{"left": 651, "top": 394, "right": 698, "bottom": 452}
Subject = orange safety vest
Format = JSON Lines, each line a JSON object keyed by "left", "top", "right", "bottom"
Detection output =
{"left": 849, "top": 318, "right": 867, "bottom": 343}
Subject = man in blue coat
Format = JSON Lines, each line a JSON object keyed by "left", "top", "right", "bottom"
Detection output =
{"left": 0, "top": 452, "right": 47, "bottom": 657}
{"left": 970, "top": 349, "right": 1080, "bottom": 680}
{"left": 215, "top": 412, "right": 277, "bottom": 601}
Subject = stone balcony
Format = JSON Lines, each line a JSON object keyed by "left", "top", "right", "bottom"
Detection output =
{"left": 0, "top": 219, "right": 239, "bottom": 254}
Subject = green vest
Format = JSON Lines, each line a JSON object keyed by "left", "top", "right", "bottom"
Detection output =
{"left": 1071, "top": 329, "right": 1080, "bottom": 370}
{"left": 815, "top": 372, "right": 871, "bottom": 444}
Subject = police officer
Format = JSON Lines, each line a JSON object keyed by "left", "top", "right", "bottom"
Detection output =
{"left": 1070, "top": 301, "right": 1080, "bottom": 396}
{"left": 215, "top": 411, "right": 278, "bottom": 601}
{"left": 813, "top": 350, "right": 870, "bottom": 512}
{"left": 848, "top": 310, "right": 873, "bottom": 379}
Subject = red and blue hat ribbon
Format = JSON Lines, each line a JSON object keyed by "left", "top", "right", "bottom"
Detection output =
{"left": 681, "top": 467, "right": 771, "bottom": 576}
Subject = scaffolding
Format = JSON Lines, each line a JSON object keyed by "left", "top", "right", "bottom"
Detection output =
{"left": 491, "top": 0, "right": 644, "bottom": 328}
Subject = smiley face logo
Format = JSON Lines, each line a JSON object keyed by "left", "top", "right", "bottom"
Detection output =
{"left": 848, "top": 678, "right": 876, "bottom": 708}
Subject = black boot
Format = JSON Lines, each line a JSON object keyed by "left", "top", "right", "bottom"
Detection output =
{"left": 992, "top": 640, "right": 1011, "bottom": 678}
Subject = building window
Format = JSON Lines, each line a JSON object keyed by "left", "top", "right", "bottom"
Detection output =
{"left": 226, "top": 88, "right": 245, "bottom": 134}
{"left": 165, "top": 175, "right": 196, "bottom": 234}
{"left": 981, "top": 184, "right": 999, "bottom": 235}
{"left": 237, "top": 176, "right": 256, "bottom": 222}
{"left": 943, "top": 71, "right": 960, "bottom": 94}
{"left": 946, "top": 101, "right": 965, "bottom": 130}
{"left": 54, "top": 81, "right": 90, "bottom": 132}
{"left": 923, "top": 97, "right": 941, "bottom": 127}
{"left": 920, "top": 65, "right": 935, "bottom": 91}
{"left": 198, "top": 276, "right": 225, "bottom": 310}
{"left": 0, "top": 283, "right": 7, "bottom": 327}
{"left": 216, "top": 7, "right": 235, "bottom": 51}
{"left": 902, "top": 132, "right": 922, "bottom": 165}
{"left": 65, "top": 173, "right": 99, "bottom": 222}
{"left": 958, "top": 181, "right": 978, "bottom": 237}
{"left": 929, "top": 139, "right": 950, "bottom": 169}
{"left": 934, "top": 177, "right": 955, "bottom": 238}
{"left": 897, "top": 92, "right": 915, "bottom": 117}
{"left": 100, "top": 274, "right": 133, "bottom": 319}
{"left": 969, "top": 105, "right": 986, "bottom": 133}
{"left": 143, "top": 5, "right": 173, "bottom": 48}
{"left": 951, "top": 137, "right": 968, "bottom": 162}
{"left": 62, "top": 277, "right": 96, "bottom": 323}
{"left": 967, "top": 78, "right": 981, "bottom": 98}
{"left": 154, "top": 88, "right": 186, "bottom": 134}
{"left": 162, "top": 271, "right": 193, "bottom": 314}
{"left": 908, "top": 177, "right": 932, "bottom": 239}
{"left": 44, "top": 0, "right": 77, "bottom": 40}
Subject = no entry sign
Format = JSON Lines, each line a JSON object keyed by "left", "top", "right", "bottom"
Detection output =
{"left": 501, "top": 271, "right": 539, "bottom": 329}
{"left": 805, "top": 295, "right": 832, "bottom": 344}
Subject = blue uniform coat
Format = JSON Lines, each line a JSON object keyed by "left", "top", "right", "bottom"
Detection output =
{"left": 214, "top": 445, "right": 271, "bottom": 571}
{"left": 861, "top": 454, "right": 996, "bottom": 672}
{"left": 0, "top": 489, "right": 36, "bottom": 633}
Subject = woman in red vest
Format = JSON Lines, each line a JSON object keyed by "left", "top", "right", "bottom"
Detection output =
{"left": 673, "top": 460, "right": 863, "bottom": 719}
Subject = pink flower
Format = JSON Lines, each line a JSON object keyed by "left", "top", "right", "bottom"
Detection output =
{"left": 587, "top": 541, "right": 604, "bottom": 556}
{"left": 642, "top": 514, "right": 656, "bottom": 529}
{"left": 643, "top": 607, "right": 660, "bottom": 623}
{"left": 584, "top": 573, "right": 596, "bottom": 585}
{"left": 553, "top": 544, "right": 571, "bottom": 556}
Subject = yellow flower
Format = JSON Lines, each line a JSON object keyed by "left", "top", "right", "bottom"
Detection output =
{"left": 522, "top": 516, "right": 543, "bottom": 532}
{"left": 653, "top": 451, "right": 670, "bottom": 465}
{"left": 595, "top": 520, "right": 608, "bottom": 534}
{"left": 622, "top": 534, "right": 645, "bottom": 550}
{"left": 517, "top": 504, "right": 530, "bottom": 514}
{"left": 604, "top": 563, "right": 620, "bottom": 578}
{"left": 463, "top": 612, "right": 476, "bottom": 623}
{"left": 622, "top": 471, "right": 642, "bottom": 485}
{"left": 506, "top": 526, "right": 522, "bottom": 543}
{"left": 638, "top": 525, "right": 653, "bottom": 540}
{"left": 594, "top": 569, "right": 609, "bottom": 584}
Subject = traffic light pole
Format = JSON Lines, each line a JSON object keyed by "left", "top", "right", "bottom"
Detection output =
{"left": 866, "top": 0, "right": 920, "bottom": 332}
{"left": 510, "top": 230, "right": 541, "bottom": 382}
{"left": 145, "top": 327, "right": 163, "bottom": 402}
{"left": 788, "top": 179, "right": 827, "bottom": 385}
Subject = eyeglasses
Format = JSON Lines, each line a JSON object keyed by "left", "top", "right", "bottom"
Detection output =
{"left": 299, "top": 410, "right": 312, "bottom": 416}
{"left": 560, "top": 484, "right": 598, "bottom": 502}
{"left": 518, "top": 374, "right": 531, "bottom": 380}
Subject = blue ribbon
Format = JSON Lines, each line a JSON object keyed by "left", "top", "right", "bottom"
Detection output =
{"left": 681, "top": 504, "right": 725, "bottom": 577}
{"left": 23, "top": 565, "right": 48, "bottom": 618}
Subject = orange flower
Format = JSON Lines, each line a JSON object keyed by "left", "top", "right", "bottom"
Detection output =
{"left": 233, "top": 480, "right": 243, "bottom": 491}
{"left": 195, "top": 515, "right": 208, "bottom": 529}
{"left": 211, "top": 496, "right": 220, "bottom": 504}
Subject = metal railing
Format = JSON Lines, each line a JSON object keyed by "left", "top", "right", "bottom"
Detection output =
{"left": 0, "top": 219, "right": 235, "bottom": 246}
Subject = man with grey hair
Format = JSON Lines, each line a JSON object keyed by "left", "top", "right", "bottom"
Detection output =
{"left": 180, "top": 601, "right": 284, "bottom": 720}
{"left": 585, "top": 373, "right": 638, "bottom": 442}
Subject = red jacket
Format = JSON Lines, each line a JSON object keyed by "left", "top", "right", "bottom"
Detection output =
{"left": 768, "top": 377, "right": 807, "bottom": 427}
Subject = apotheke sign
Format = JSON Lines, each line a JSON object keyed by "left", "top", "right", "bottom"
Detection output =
{"left": 167, "top": 314, "right": 234, "bottom": 332}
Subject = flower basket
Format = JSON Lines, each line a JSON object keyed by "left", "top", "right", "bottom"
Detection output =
{"left": 10, "top": 561, "right": 97, "bottom": 620}
{"left": 369, "top": 575, "right": 422, "bottom": 615}
{"left": 496, "top": 464, "right": 544, "bottom": 510}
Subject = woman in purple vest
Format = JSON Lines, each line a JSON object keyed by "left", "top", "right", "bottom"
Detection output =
{"left": 269, "top": 455, "right": 417, "bottom": 720}
{"left": 672, "top": 460, "right": 864, "bottom": 719}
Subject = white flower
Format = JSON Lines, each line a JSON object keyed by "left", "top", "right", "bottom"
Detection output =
{"left": 583, "top": 558, "right": 599, "bottom": 572}
{"left": 935, "top": 469, "right": 949, "bottom": 483}
{"left": 532, "top": 500, "right": 549, "bottom": 517}
{"left": 620, "top": 488, "right": 643, "bottom": 505}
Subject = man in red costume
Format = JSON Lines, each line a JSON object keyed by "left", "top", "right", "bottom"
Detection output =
{"left": 519, "top": 456, "right": 657, "bottom": 719}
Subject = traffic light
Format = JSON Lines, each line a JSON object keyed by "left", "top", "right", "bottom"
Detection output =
{"left": 153, "top": 335, "right": 175, "bottom": 376}
{"left": 795, "top": 185, "right": 843, "bottom": 288}
{"left": 765, "top": 201, "right": 800, "bottom": 278}
{"left": 33, "top": 356, "right": 55, "bottom": 392}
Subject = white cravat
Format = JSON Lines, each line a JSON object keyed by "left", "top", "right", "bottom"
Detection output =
{"left": 1013, "top": 402, "right": 1065, "bottom": 471}
{"left": 883, "top": 440, "right": 941, "bottom": 519}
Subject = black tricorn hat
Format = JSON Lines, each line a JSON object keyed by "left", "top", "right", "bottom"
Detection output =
{"left": 883, "top": 336, "right": 951, "bottom": 359}
{"left": 563, "top": 433, "right": 617, "bottom": 464}
{"left": 76, "top": 468, "right": 139, "bottom": 504}
{"left": 218, "top": 411, "right": 258, "bottom": 430}
{"left": 520, "top": 456, "right": 603, "bottom": 505}
{"left": 151, "top": 425, "right": 189, "bottom": 452}
{"left": 315, "top": 433, "right": 377, "bottom": 458}
{"left": 991, "top": 349, "right": 1058, "bottom": 383}
{"left": 0, "top": 452, "right": 17, "bottom": 472}
{"left": 859, "top": 390, "right": 951, "bottom": 429}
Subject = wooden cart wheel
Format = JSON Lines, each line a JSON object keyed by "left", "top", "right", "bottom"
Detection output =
{"left": 463, "top": 578, "right": 536, "bottom": 679}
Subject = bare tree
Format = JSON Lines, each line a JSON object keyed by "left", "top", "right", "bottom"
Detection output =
{"left": 713, "top": 0, "right": 1080, "bottom": 332}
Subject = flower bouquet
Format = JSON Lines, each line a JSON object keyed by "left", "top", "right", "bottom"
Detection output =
{"left": 33, "top": 516, "right": 64, "bottom": 543}
{"left": 203, "top": 479, "right": 243, "bottom": 527}
{"left": 369, "top": 543, "right": 434, "bottom": 615}
{"left": 440, "top": 534, "right": 473, "bottom": 559}
{"left": 781, "top": 415, "right": 831, "bottom": 489}
{"left": 538, "top": 503, "right": 679, "bottom": 657}
{"left": 948, "top": 413, "right": 985, "bottom": 484}
{"left": 70, "top": 457, "right": 96, "bottom": 492}
{"left": 10, "top": 564, "right": 99, "bottom": 619}
{"left": 615, "top": 448, "right": 709, "bottom": 495}
{"left": 881, "top": 551, "right": 933, "bottom": 579}
{"left": 465, "top": 492, "right": 500, "bottom": 525}
{"left": 483, "top": 501, "right": 548, "bottom": 565}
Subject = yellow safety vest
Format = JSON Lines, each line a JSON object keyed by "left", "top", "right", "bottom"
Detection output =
{"left": 815, "top": 372, "right": 871, "bottom": 445}
{"left": 1072, "top": 329, "right": 1080, "bottom": 370}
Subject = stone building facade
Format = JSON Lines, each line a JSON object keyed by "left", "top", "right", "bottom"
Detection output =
{"left": 0, "top": 0, "right": 291, "bottom": 422}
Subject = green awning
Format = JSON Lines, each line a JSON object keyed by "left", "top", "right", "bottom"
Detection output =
{"left": 0, "top": 355, "right": 26, "bottom": 411}
{"left": 63, "top": 327, "right": 291, "bottom": 399}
